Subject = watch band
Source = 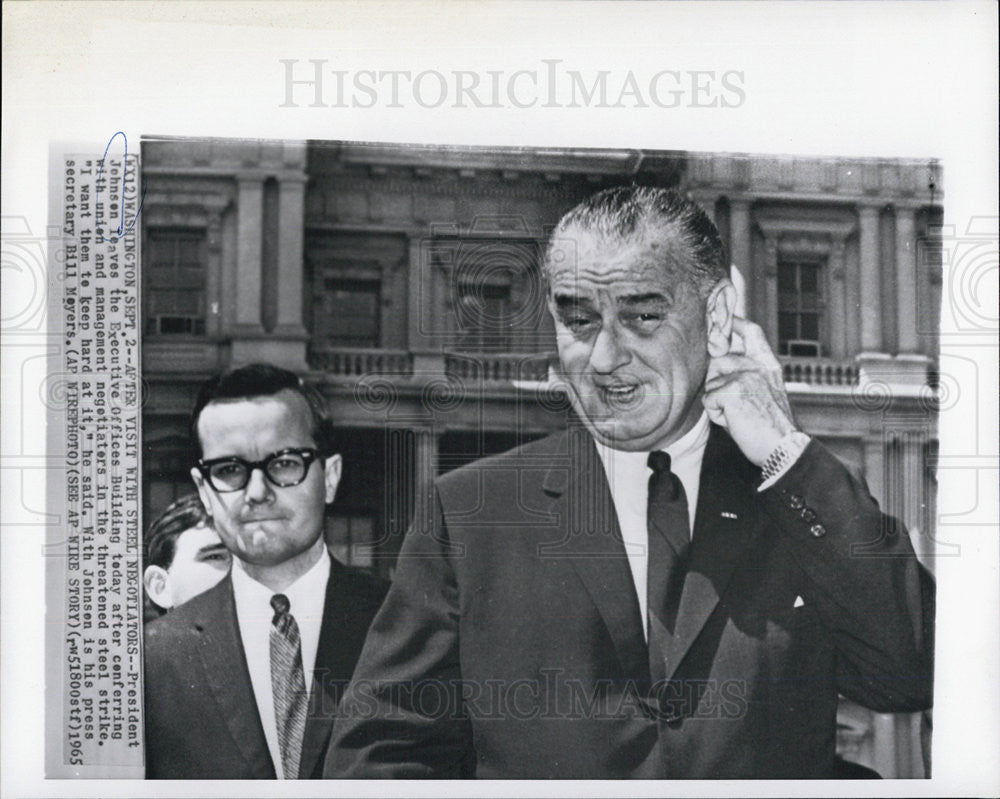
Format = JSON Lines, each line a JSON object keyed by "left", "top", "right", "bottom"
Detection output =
{"left": 759, "top": 431, "right": 811, "bottom": 488}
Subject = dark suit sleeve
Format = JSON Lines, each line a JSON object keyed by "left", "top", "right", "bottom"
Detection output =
{"left": 324, "top": 491, "right": 475, "bottom": 778}
{"left": 760, "top": 438, "right": 935, "bottom": 712}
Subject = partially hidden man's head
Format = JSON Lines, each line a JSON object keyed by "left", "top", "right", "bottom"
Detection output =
{"left": 143, "top": 493, "right": 230, "bottom": 613}
{"left": 544, "top": 185, "right": 736, "bottom": 453}
{"left": 189, "top": 363, "right": 342, "bottom": 570}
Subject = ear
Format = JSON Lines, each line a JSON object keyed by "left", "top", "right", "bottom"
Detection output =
{"left": 705, "top": 279, "right": 737, "bottom": 357}
{"left": 323, "top": 453, "right": 343, "bottom": 505}
{"left": 143, "top": 565, "right": 173, "bottom": 610}
{"left": 191, "top": 467, "right": 212, "bottom": 514}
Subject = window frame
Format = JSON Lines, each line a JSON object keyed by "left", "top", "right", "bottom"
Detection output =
{"left": 777, "top": 255, "right": 827, "bottom": 357}
{"left": 144, "top": 226, "right": 209, "bottom": 338}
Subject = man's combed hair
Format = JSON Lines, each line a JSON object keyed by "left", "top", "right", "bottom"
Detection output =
{"left": 546, "top": 185, "right": 729, "bottom": 295}
{"left": 145, "top": 493, "right": 209, "bottom": 570}
{"left": 190, "top": 363, "right": 336, "bottom": 457}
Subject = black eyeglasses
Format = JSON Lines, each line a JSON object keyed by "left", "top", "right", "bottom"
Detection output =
{"left": 197, "top": 447, "right": 322, "bottom": 493}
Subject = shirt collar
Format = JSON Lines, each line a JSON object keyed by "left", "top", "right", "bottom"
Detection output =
{"left": 595, "top": 411, "right": 711, "bottom": 474}
{"left": 662, "top": 410, "right": 711, "bottom": 463}
{"left": 231, "top": 545, "right": 331, "bottom": 618}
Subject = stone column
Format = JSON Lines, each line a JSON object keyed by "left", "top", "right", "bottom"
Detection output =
{"left": 274, "top": 175, "right": 309, "bottom": 340}
{"left": 828, "top": 239, "right": 847, "bottom": 359}
{"left": 879, "top": 204, "right": 932, "bottom": 385}
{"left": 234, "top": 177, "right": 264, "bottom": 333}
{"left": 858, "top": 205, "right": 882, "bottom": 353}
{"left": 407, "top": 236, "right": 430, "bottom": 350}
{"left": 729, "top": 198, "right": 751, "bottom": 275}
{"left": 231, "top": 173, "right": 309, "bottom": 369}
{"left": 205, "top": 208, "right": 225, "bottom": 338}
{"left": 408, "top": 236, "right": 445, "bottom": 373}
{"left": 762, "top": 236, "right": 779, "bottom": 347}
{"left": 895, "top": 206, "right": 918, "bottom": 353}
{"left": 729, "top": 198, "right": 754, "bottom": 329}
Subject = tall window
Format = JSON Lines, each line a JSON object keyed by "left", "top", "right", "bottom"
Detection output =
{"left": 777, "top": 257, "right": 824, "bottom": 356}
{"left": 457, "top": 277, "right": 513, "bottom": 351}
{"left": 450, "top": 239, "right": 541, "bottom": 352}
{"left": 146, "top": 228, "right": 207, "bottom": 336}
{"left": 319, "top": 276, "right": 381, "bottom": 347}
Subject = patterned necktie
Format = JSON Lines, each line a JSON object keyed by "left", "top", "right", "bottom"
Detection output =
{"left": 269, "top": 593, "right": 308, "bottom": 779}
{"left": 646, "top": 451, "right": 691, "bottom": 688}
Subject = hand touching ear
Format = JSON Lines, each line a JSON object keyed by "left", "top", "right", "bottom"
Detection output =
{"left": 702, "top": 316, "right": 798, "bottom": 466}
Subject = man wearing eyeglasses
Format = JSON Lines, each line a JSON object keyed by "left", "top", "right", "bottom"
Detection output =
{"left": 143, "top": 363, "right": 388, "bottom": 779}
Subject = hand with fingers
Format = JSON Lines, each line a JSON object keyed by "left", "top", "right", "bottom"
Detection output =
{"left": 702, "top": 316, "right": 798, "bottom": 467}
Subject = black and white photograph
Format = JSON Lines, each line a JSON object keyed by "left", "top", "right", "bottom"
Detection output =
{"left": 138, "top": 138, "right": 937, "bottom": 780}
{"left": 2, "top": 2, "right": 997, "bottom": 797}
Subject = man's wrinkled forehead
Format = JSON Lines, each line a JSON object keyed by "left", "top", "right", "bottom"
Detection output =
{"left": 546, "top": 225, "right": 690, "bottom": 295}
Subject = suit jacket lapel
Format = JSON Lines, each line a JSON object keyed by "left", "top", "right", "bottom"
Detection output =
{"left": 299, "top": 555, "right": 382, "bottom": 778}
{"left": 664, "top": 424, "right": 761, "bottom": 682}
{"left": 192, "top": 575, "right": 275, "bottom": 778}
{"left": 541, "top": 427, "right": 650, "bottom": 684}
{"left": 299, "top": 557, "right": 351, "bottom": 778}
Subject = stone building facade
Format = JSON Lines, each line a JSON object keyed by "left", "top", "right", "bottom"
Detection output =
{"left": 140, "top": 139, "right": 941, "bottom": 777}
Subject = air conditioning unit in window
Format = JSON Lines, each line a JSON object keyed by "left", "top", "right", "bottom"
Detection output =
{"left": 786, "top": 339, "right": 822, "bottom": 358}
{"left": 156, "top": 316, "right": 205, "bottom": 336}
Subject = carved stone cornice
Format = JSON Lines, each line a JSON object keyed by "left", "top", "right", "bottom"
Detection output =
{"left": 145, "top": 191, "right": 232, "bottom": 213}
{"left": 686, "top": 154, "right": 943, "bottom": 203}
{"left": 777, "top": 235, "right": 832, "bottom": 256}
{"left": 328, "top": 142, "right": 651, "bottom": 176}
{"left": 755, "top": 217, "right": 856, "bottom": 241}
{"left": 308, "top": 171, "right": 591, "bottom": 205}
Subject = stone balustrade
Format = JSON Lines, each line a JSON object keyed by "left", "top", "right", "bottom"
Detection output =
{"left": 781, "top": 357, "right": 860, "bottom": 387}
{"left": 308, "top": 346, "right": 414, "bottom": 376}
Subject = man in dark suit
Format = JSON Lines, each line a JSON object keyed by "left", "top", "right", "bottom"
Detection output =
{"left": 144, "top": 364, "right": 388, "bottom": 779}
{"left": 326, "top": 186, "right": 934, "bottom": 779}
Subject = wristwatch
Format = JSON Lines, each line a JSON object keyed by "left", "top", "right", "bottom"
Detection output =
{"left": 759, "top": 431, "right": 811, "bottom": 489}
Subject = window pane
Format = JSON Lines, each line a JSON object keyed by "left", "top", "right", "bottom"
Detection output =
{"left": 778, "top": 312, "right": 797, "bottom": 345}
{"left": 457, "top": 275, "right": 513, "bottom": 349}
{"left": 776, "top": 256, "right": 825, "bottom": 353}
{"left": 800, "top": 264, "right": 819, "bottom": 293}
{"left": 178, "top": 238, "right": 201, "bottom": 264}
{"left": 146, "top": 229, "right": 207, "bottom": 336}
{"left": 777, "top": 264, "right": 797, "bottom": 293}
{"left": 449, "top": 239, "right": 543, "bottom": 352}
{"left": 778, "top": 294, "right": 799, "bottom": 312}
{"left": 159, "top": 317, "right": 190, "bottom": 335}
{"left": 800, "top": 313, "right": 819, "bottom": 341}
{"left": 322, "top": 279, "right": 380, "bottom": 346}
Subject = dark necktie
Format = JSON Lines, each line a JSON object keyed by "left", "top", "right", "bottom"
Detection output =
{"left": 646, "top": 451, "right": 691, "bottom": 687}
{"left": 270, "top": 593, "right": 308, "bottom": 779}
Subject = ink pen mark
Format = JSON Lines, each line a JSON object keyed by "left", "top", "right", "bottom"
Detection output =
{"left": 96, "top": 131, "right": 147, "bottom": 243}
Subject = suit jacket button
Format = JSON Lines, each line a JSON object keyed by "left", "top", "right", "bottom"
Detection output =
{"left": 789, "top": 494, "right": 805, "bottom": 510}
{"left": 810, "top": 523, "right": 827, "bottom": 538}
{"left": 800, "top": 507, "right": 817, "bottom": 523}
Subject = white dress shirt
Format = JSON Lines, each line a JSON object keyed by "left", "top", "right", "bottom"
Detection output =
{"left": 594, "top": 414, "right": 808, "bottom": 638}
{"left": 594, "top": 412, "right": 711, "bottom": 638}
{"left": 231, "top": 549, "right": 330, "bottom": 778}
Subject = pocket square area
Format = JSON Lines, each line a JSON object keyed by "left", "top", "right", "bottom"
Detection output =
{"left": 793, "top": 595, "right": 805, "bottom": 608}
